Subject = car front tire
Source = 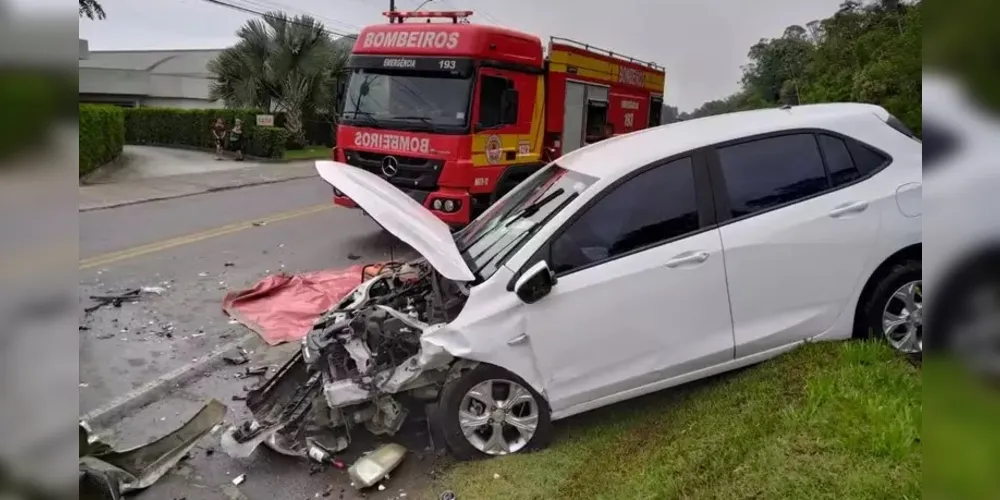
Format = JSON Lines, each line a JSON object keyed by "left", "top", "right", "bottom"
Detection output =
{"left": 434, "top": 364, "right": 553, "bottom": 460}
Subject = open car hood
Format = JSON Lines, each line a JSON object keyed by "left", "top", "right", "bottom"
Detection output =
{"left": 316, "top": 161, "right": 475, "bottom": 282}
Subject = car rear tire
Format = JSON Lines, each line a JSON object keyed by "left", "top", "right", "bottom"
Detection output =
{"left": 858, "top": 259, "right": 922, "bottom": 357}
{"left": 434, "top": 364, "right": 553, "bottom": 460}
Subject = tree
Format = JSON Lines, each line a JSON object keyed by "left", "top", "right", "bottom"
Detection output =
{"left": 678, "top": 0, "right": 921, "bottom": 135}
{"left": 208, "top": 12, "right": 349, "bottom": 147}
{"left": 79, "top": 0, "right": 105, "bottom": 20}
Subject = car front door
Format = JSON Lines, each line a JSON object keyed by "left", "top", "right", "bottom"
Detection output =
{"left": 709, "top": 132, "right": 885, "bottom": 358}
{"left": 519, "top": 154, "right": 735, "bottom": 415}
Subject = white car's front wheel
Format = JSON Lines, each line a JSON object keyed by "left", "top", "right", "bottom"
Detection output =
{"left": 435, "top": 364, "right": 553, "bottom": 460}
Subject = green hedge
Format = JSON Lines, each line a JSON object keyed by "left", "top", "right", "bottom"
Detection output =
{"left": 79, "top": 104, "right": 125, "bottom": 177}
{"left": 124, "top": 108, "right": 289, "bottom": 159}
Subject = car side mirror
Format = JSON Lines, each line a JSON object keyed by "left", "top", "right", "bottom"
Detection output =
{"left": 514, "top": 261, "right": 556, "bottom": 304}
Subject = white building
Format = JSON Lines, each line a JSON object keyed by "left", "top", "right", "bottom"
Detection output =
{"left": 79, "top": 41, "right": 223, "bottom": 108}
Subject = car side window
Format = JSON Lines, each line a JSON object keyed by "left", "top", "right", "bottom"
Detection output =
{"left": 717, "top": 134, "right": 829, "bottom": 218}
{"left": 845, "top": 138, "right": 888, "bottom": 175}
{"left": 817, "top": 134, "right": 862, "bottom": 186}
{"left": 550, "top": 157, "right": 700, "bottom": 275}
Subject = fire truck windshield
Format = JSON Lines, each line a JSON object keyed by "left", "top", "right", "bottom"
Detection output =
{"left": 341, "top": 68, "right": 473, "bottom": 132}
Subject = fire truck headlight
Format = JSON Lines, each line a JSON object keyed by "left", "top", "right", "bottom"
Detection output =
{"left": 443, "top": 199, "right": 456, "bottom": 212}
{"left": 432, "top": 199, "right": 443, "bottom": 211}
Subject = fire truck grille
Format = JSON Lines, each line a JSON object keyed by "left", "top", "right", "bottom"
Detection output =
{"left": 342, "top": 150, "right": 444, "bottom": 194}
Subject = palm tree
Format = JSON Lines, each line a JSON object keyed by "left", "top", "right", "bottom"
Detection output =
{"left": 79, "top": 0, "right": 105, "bottom": 19}
{"left": 208, "top": 12, "right": 349, "bottom": 147}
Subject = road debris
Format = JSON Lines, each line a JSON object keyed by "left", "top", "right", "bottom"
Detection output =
{"left": 347, "top": 253, "right": 361, "bottom": 260}
{"left": 231, "top": 474, "right": 246, "bottom": 486}
{"left": 348, "top": 443, "right": 406, "bottom": 490}
{"left": 84, "top": 289, "right": 140, "bottom": 313}
{"left": 225, "top": 262, "right": 236, "bottom": 267}
{"left": 198, "top": 272, "right": 209, "bottom": 277}
{"left": 223, "top": 347, "right": 251, "bottom": 365}
{"left": 439, "top": 491, "right": 456, "bottom": 500}
{"left": 141, "top": 286, "right": 167, "bottom": 295}
{"left": 79, "top": 400, "right": 227, "bottom": 499}
{"left": 252, "top": 221, "right": 266, "bottom": 227}
{"left": 235, "top": 366, "right": 269, "bottom": 379}
{"left": 378, "top": 484, "right": 386, "bottom": 491}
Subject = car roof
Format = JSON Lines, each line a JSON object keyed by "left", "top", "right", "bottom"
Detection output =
{"left": 558, "top": 103, "right": 890, "bottom": 179}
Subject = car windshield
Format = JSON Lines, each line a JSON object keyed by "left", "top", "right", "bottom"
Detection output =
{"left": 456, "top": 165, "right": 598, "bottom": 281}
{"left": 341, "top": 69, "right": 473, "bottom": 131}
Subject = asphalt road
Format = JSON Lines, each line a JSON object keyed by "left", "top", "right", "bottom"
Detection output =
{"left": 79, "top": 177, "right": 443, "bottom": 500}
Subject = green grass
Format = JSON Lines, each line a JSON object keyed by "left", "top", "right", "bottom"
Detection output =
{"left": 435, "top": 341, "right": 921, "bottom": 500}
{"left": 283, "top": 145, "right": 332, "bottom": 160}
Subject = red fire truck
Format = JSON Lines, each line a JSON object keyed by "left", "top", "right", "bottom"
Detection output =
{"left": 333, "top": 10, "right": 666, "bottom": 226}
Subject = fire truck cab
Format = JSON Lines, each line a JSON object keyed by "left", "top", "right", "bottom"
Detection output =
{"left": 334, "top": 10, "right": 666, "bottom": 227}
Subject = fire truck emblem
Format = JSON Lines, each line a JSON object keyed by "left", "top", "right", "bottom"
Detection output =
{"left": 484, "top": 135, "right": 503, "bottom": 164}
{"left": 381, "top": 155, "right": 400, "bottom": 177}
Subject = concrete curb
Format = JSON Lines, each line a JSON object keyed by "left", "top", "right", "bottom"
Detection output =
{"left": 80, "top": 332, "right": 262, "bottom": 429}
{"left": 79, "top": 172, "right": 318, "bottom": 212}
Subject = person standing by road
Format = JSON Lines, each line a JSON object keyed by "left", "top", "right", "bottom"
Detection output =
{"left": 211, "top": 117, "right": 227, "bottom": 160}
{"left": 229, "top": 119, "right": 244, "bottom": 161}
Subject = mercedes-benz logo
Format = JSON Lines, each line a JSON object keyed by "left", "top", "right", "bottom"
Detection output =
{"left": 381, "top": 156, "right": 399, "bottom": 177}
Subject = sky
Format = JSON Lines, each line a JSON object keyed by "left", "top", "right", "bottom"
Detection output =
{"left": 78, "top": 0, "right": 844, "bottom": 111}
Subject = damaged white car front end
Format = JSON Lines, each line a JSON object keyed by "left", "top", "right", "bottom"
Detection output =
{"left": 221, "top": 161, "right": 485, "bottom": 459}
{"left": 220, "top": 258, "right": 473, "bottom": 458}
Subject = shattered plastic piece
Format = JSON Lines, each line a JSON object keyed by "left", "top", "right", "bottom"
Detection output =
{"left": 198, "top": 272, "right": 209, "bottom": 277}
{"left": 232, "top": 474, "right": 246, "bottom": 486}
{"left": 378, "top": 484, "right": 386, "bottom": 491}
{"left": 348, "top": 443, "right": 406, "bottom": 490}
{"left": 141, "top": 286, "right": 166, "bottom": 295}
{"left": 79, "top": 400, "right": 227, "bottom": 498}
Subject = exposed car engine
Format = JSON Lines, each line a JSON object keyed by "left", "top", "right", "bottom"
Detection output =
{"left": 220, "top": 260, "right": 469, "bottom": 459}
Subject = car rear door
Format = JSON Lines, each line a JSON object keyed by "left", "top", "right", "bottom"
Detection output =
{"left": 708, "top": 132, "right": 886, "bottom": 358}
{"left": 517, "top": 151, "right": 735, "bottom": 416}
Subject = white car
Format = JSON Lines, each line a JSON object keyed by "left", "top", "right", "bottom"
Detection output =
{"left": 224, "top": 103, "right": 922, "bottom": 461}
{"left": 922, "top": 73, "right": 1000, "bottom": 375}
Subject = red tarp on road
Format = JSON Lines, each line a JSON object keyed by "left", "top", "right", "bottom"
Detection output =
{"left": 222, "top": 266, "right": 367, "bottom": 345}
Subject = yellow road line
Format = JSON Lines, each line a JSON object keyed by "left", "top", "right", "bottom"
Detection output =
{"left": 79, "top": 204, "right": 332, "bottom": 270}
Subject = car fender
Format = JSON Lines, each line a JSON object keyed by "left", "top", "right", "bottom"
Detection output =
{"left": 422, "top": 267, "right": 549, "bottom": 400}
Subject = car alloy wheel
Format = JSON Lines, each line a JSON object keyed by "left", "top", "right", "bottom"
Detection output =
{"left": 882, "top": 280, "right": 923, "bottom": 354}
{"left": 457, "top": 379, "right": 539, "bottom": 455}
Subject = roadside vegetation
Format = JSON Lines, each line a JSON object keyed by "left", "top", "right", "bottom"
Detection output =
{"left": 436, "top": 341, "right": 921, "bottom": 500}
{"left": 284, "top": 145, "right": 333, "bottom": 161}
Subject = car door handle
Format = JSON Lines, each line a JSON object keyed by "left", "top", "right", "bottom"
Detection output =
{"left": 829, "top": 201, "right": 869, "bottom": 218}
{"left": 507, "top": 333, "right": 529, "bottom": 346}
{"left": 665, "top": 251, "right": 710, "bottom": 268}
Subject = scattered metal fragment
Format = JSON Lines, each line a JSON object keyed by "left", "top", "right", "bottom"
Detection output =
{"left": 348, "top": 443, "right": 406, "bottom": 490}
{"left": 141, "top": 286, "right": 167, "bottom": 295}
{"left": 231, "top": 474, "right": 246, "bottom": 486}
{"left": 439, "top": 491, "right": 456, "bottom": 500}
{"left": 198, "top": 272, "right": 209, "bottom": 277}
{"left": 232, "top": 394, "right": 247, "bottom": 401}
{"left": 378, "top": 484, "right": 386, "bottom": 491}
{"left": 252, "top": 221, "right": 266, "bottom": 227}
{"left": 224, "top": 262, "right": 235, "bottom": 267}
{"left": 85, "top": 289, "right": 140, "bottom": 313}
{"left": 347, "top": 253, "right": 362, "bottom": 260}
